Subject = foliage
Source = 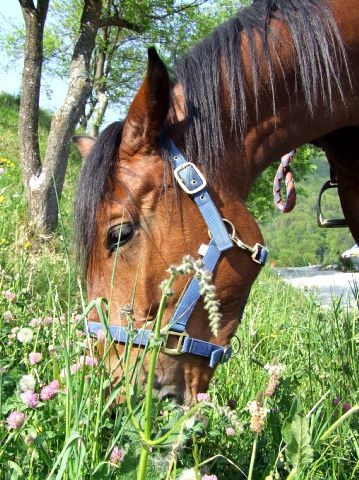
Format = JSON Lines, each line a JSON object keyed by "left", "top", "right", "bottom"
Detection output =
{"left": 258, "top": 151, "right": 355, "bottom": 266}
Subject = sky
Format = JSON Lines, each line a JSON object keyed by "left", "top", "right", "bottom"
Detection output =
{"left": 0, "top": 1, "right": 118, "bottom": 125}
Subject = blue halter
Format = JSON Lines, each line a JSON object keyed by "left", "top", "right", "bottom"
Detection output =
{"left": 86, "top": 141, "right": 268, "bottom": 368}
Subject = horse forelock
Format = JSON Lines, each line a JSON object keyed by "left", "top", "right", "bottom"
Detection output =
{"left": 74, "top": 121, "right": 124, "bottom": 272}
{"left": 171, "top": 0, "right": 350, "bottom": 176}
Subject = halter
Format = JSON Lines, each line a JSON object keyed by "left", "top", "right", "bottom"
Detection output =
{"left": 86, "top": 141, "right": 268, "bottom": 368}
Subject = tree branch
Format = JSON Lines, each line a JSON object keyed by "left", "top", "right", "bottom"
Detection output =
{"left": 99, "top": 16, "right": 143, "bottom": 33}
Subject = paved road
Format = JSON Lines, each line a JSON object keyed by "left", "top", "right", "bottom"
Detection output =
{"left": 275, "top": 266, "right": 359, "bottom": 308}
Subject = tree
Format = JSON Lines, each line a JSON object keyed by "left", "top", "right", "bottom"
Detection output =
{"left": 15, "top": 0, "right": 211, "bottom": 232}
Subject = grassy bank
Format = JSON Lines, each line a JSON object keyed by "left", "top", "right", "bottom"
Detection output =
{"left": 0, "top": 93, "right": 358, "bottom": 479}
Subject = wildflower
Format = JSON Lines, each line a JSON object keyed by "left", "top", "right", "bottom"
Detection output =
{"left": 24, "top": 432, "right": 37, "bottom": 445}
{"left": 76, "top": 329, "right": 84, "bottom": 337}
{"left": 60, "top": 363, "right": 81, "bottom": 378}
{"left": 0, "top": 167, "right": 5, "bottom": 175}
{"left": 201, "top": 475, "right": 218, "bottom": 480}
{"left": 3, "top": 310, "right": 13, "bottom": 322}
{"left": 48, "top": 344, "right": 56, "bottom": 353}
{"left": 3, "top": 290, "right": 16, "bottom": 302}
{"left": 264, "top": 362, "right": 285, "bottom": 397}
{"left": 225, "top": 427, "right": 236, "bottom": 436}
{"left": 0, "top": 195, "right": 5, "bottom": 203}
{"left": 28, "top": 352, "right": 42, "bottom": 365}
{"left": 110, "top": 445, "right": 125, "bottom": 464}
{"left": 43, "top": 316, "right": 53, "bottom": 325}
{"left": 79, "top": 355, "right": 98, "bottom": 367}
{"left": 227, "top": 399, "right": 237, "bottom": 410}
{"left": 40, "top": 381, "right": 59, "bottom": 401}
{"left": 97, "top": 329, "right": 106, "bottom": 341}
{"left": 342, "top": 402, "right": 352, "bottom": 412}
{"left": 7, "top": 411, "right": 26, "bottom": 429}
{"left": 248, "top": 400, "right": 270, "bottom": 434}
{"left": 17, "top": 327, "right": 34, "bottom": 344}
{"left": 48, "top": 380, "right": 60, "bottom": 393}
{"left": 179, "top": 468, "right": 197, "bottom": 480}
{"left": 197, "top": 392, "right": 210, "bottom": 402}
{"left": 19, "top": 374, "right": 36, "bottom": 392}
{"left": 29, "top": 317, "right": 41, "bottom": 328}
{"left": 20, "top": 390, "right": 39, "bottom": 408}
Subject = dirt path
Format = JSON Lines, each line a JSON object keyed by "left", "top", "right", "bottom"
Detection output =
{"left": 274, "top": 266, "right": 359, "bottom": 308}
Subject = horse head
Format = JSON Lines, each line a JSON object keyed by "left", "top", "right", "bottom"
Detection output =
{"left": 74, "top": 49, "right": 264, "bottom": 404}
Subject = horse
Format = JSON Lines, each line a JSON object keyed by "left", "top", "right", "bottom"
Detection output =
{"left": 74, "top": 0, "right": 359, "bottom": 405}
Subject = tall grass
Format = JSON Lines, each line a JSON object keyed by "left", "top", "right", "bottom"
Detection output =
{"left": 0, "top": 93, "right": 358, "bottom": 479}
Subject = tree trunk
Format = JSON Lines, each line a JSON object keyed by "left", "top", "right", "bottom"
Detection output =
{"left": 18, "top": 0, "right": 49, "bottom": 224}
{"left": 18, "top": 0, "right": 102, "bottom": 232}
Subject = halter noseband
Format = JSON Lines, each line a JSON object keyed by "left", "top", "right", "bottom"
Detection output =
{"left": 86, "top": 141, "right": 268, "bottom": 368}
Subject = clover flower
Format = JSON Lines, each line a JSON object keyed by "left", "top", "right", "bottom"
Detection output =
{"left": 43, "top": 316, "right": 54, "bottom": 326}
{"left": 110, "top": 445, "right": 125, "bottom": 464}
{"left": 3, "top": 290, "right": 16, "bottom": 302}
{"left": 248, "top": 400, "right": 270, "bottom": 434}
{"left": 225, "top": 427, "right": 236, "bottom": 436}
{"left": 17, "top": 327, "right": 34, "bottom": 344}
{"left": 28, "top": 352, "right": 42, "bottom": 365}
{"left": 29, "top": 317, "right": 41, "bottom": 328}
{"left": 79, "top": 355, "right": 98, "bottom": 367}
{"left": 197, "top": 392, "right": 210, "bottom": 402}
{"left": 96, "top": 329, "right": 106, "bottom": 341}
{"left": 3, "top": 310, "right": 13, "bottom": 322}
{"left": 20, "top": 390, "right": 39, "bottom": 408}
{"left": 7, "top": 411, "right": 26, "bottom": 429}
{"left": 178, "top": 468, "right": 197, "bottom": 480}
{"left": 201, "top": 475, "right": 218, "bottom": 480}
{"left": 40, "top": 381, "right": 60, "bottom": 401}
{"left": 19, "top": 374, "right": 36, "bottom": 392}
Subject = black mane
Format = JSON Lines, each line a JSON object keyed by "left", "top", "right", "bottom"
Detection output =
{"left": 74, "top": 121, "right": 124, "bottom": 269}
{"left": 75, "top": 0, "right": 349, "bottom": 270}
{"left": 173, "top": 0, "right": 348, "bottom": 173}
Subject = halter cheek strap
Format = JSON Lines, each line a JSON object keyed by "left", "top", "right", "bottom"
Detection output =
{"left": 85, "top": 141, "right": 268, "bottom": 368}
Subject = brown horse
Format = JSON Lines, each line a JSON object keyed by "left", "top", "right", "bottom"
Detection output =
{"left": 74, "top": 0, "right": 359, "bottom": 404}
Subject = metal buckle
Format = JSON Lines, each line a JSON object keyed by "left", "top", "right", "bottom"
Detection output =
{"left": 160, "top": 330, "right": 189, "bottom": 355}
{"left": 251, "top": 243, "right": 266, "bottom": 265}
{"left": 174, "top": 162, "right": 207, "bottom": 195}
{"left": 221, "top": 345, "right": 232, "bottom": 363}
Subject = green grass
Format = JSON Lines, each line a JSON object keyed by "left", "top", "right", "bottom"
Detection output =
{"left": 0, "top": 93, "right": 358, "bottom": 479}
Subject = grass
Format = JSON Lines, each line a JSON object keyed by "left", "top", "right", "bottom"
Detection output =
{"left": 0, "top": 93, "right": 358, "bottom": 479}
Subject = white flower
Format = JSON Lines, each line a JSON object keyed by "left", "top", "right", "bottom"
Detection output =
{"left": 264, "top": 363, "right": 285, "bottom": 376}
{"left": 179, "top": 468, "right": 197, "bottom": 480}
{"left": 17, "top": 327, "right": 34, "bottom": 344}
{"left": 19, "top": 374, "right": 36, "bottom": 392}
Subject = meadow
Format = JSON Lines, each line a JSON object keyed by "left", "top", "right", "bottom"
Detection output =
{"left": 0, "top": 93, "right": 358, "bottom": 479}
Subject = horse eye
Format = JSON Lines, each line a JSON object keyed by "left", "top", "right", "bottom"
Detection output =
{"left": 107, "top": 223, "right": 134, "bottom": 252}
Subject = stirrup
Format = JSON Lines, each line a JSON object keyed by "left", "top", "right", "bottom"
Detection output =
{"left": 316, "top": 180, "right": 347, "bottom": 228}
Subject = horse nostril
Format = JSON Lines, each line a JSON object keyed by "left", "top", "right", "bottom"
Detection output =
{"left": 158, "top": 388, "right": 178, "bottom": 402}
{"left": 161, "top": 392, "right": 177, "bottom": 402}
{"left": 153, "top": 378, "right": 162, "bottom": 390}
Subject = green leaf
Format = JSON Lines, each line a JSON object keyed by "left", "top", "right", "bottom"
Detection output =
{"left": 285, "top": 415, "right": 314, "bottom": 469}
{"left": 7, "top": 461, "right": 23, "bottom": 480}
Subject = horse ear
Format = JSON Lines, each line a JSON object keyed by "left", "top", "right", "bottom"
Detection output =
{"left": 72, "top": 136, "right": 96, "bottom": 159}
{"left": 123, "top": 47, "right": 170, "bottom": 146}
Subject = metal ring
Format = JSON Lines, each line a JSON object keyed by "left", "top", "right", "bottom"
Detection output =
{"left": 230, "top": 334, "right": 241, "bottom": 357}
{"left": 208, "top": 218, "right": 236, "bottom": 240}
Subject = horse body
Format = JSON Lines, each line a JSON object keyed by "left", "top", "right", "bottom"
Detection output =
{"left": 75, "top": 0, "right": 359, "bottom": 404}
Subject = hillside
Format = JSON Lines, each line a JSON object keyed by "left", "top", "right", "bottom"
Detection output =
{"left": 260, "top": 155, "right": 355, "bottom": 266}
